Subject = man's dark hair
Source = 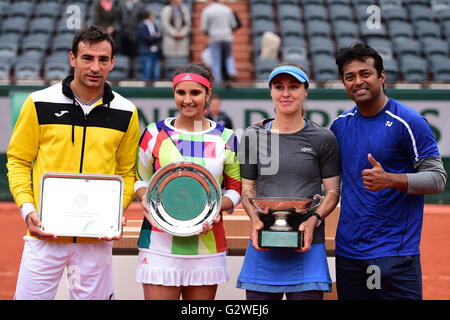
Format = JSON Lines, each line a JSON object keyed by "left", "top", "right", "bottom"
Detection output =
{"left": 335, "top": 42, "right": 384, "bottom": 78}
{"left": 72, "top": 25, "right": 115, "bottom": 58}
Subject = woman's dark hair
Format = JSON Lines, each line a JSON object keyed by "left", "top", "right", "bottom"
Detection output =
{"left": 72, "top": 25, "right": 116, "bottom": 57}
{"left": 335, "top": 42, "right": 384, "bottom": 78}
{"left": 173, "top": 62, "right": 215, "bottom": 109}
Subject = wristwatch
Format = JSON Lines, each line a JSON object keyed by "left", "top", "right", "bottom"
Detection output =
{"left": 312, "top": 213, "right": 322, "bottom": 228}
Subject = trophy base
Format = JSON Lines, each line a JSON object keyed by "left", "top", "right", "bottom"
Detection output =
{"left": 258, "top": 230, "right": 303, "bottom": 249}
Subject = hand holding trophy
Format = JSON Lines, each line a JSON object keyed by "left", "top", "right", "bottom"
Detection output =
{"left": 246, "top": 194, "right": 322, "bottom": 249}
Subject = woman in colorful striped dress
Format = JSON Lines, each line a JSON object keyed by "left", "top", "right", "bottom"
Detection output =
{"left": 134, "top": 63, "right": 242, "bottom": 300}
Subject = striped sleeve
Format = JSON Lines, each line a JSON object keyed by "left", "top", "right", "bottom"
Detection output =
{"left": 134, "top": 124, "right": 157, "bottom": 192}
{"left": 222, "top": 129, "right": 242, "bottom": 207}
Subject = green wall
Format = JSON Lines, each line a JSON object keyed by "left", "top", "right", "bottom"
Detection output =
{"left": 2, "top": 86, "right": 449, "bottom": 204}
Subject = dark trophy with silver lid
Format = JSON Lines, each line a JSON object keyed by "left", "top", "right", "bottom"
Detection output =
{"left": 246, "top": 194, "right": 322, "bottom": 249}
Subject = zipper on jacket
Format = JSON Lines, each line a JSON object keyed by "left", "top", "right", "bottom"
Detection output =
{"left": 74, "top": 114, "right": 87, "bottom": 244}
{"left": 79, "top": 114, "right": 88, "bottom": 173}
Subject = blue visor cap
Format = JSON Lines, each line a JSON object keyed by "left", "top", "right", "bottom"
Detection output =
{"left": 268, "top": 65, "right": 309, "bottom": 87}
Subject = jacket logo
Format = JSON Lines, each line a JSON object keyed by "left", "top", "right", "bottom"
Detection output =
{"left": 301, "top": 147, "right": 313, "bottom": 152}
{"left": 385, "top": 121, "right": 393, "bottom": 127}
{"left": 55, "top": 110, "right": 69, "bottom": 117}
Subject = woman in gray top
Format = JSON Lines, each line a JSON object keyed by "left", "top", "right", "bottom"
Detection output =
{"left": 237, "top": 64, "right": 341, "bottom": 300}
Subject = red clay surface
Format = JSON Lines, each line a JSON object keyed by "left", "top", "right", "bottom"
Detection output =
{"left": 1, "top": 202, "right": 449, "bottom": 300}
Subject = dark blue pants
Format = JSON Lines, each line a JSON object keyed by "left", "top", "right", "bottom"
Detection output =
{"left": 336, "top": 254, "right": 422, "bottom": 300}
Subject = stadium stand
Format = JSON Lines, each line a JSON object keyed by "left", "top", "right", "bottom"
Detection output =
{"left": 0, "top": 0, "right": 449, "bottom": 85}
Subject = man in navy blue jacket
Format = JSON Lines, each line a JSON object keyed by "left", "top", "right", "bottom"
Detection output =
{"left": 137, "top": 10, "right": 162, "bottom": 81}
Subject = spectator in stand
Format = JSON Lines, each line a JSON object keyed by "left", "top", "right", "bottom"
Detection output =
{"left": 117, "top": 0, "right": 146, "bottom": 74}
{"left": 93, "top": 0, "right": 119, "bottom": 40}
{"left": 161, "top": 0, "right": 191, "bottom": 58}
{"left": 205, "top": 94, "right": 233, "bottom": 129}
{"left": 201, "top": 0, "right": 238, "bottom": 85}
{"left": 137, "top": 10, "right": 163, "bottom": 81}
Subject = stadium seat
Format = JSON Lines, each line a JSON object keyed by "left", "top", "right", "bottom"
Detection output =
{"left": 1, "top": 17, "right": 28, "bottom": 35}
{"left": 366, "top": 38, "right": 394, "bottom": 61}
{"left": 282, "top": 46, "right": 308, "bottom": 60}
{"left": 17, "top": 51, "right": 46, "bottom": 65}
{"left": 383, "top": 58, "right": 399, "bottom": 83}
{"left": 303, "top": 0, "right": 325, "bottom": 5}
{"left": 0, "top": 43, "right": 18, "bottom": 65}
{"left": 359, "top": 21, "right": 388, "bottom": 41}
{"left": 46, "top": 52, "right": 70, "bottom": 65}
{"left": 56, "top": 18, "right": 82, "bottom": 35}
{"left": 408, "top": 5, "right": 434, "bottom": 22}
{"left": 52, "top": 33, "right": 75, "bottom": 53}
{"left": 6, "top": 1, "right": 35, "bottom": 19}
{"left": 429, "top": 56, "right": 450, "bottom": 81}
{"left": 254, "top": 57, "right": 279, "bottom": 80}
{"left": 307, "top": 20, "right": 332, "bottom": 38}
{"left": 277, "top": 3, "right": 302, "bottom": 21}
{"left": 0, "top": 61, "right": 11, "bottom": 80}
{"left": 281, "top": 35, "right": 307, "bottom": 50}
{"left": 329, "top": 4, "right": 354, "bottom": 22}
{"left": 393, "top": 38, "right": 422, "bottom": 57}
{"left": 414, "top": 21, "right": 442, "bottom": 39}
{"left": 399, "top": 56, "right": 428, "bottom": 82}
{"left": 250, "top": 3, "right": 274, "bottom": 22}
{"left": 327, "top": 0, "right": 351, "bottom": 5}
{"left": 354, "top": 4, "right": 375, "bottom": 22}
{"left": 381, "top": 6, "right": 408, "bottom": 23}
{"left": 352, "top": 0, "right": 374, "bottom": 6}
{"left": 421, "top": 38, "right": 449, "bottom": 59}
{"left": 249, "top": 0, "right": 274, "bottom": 4}
{"left": 252, "top": 19, "right": 276, "bottom": 37}
{"left": 109, "top": 54, "right": 131, "bottom": 80}
{"left": 278, "top": 0, "right": 300, "bottom": 4}
{"left": 336, "top": 36, "right": 360, "bottom": 50}
{"left": 437, "top": 7, "right": 450, "bottom": 23}
{"left": 387, "top": 21, "right": 415, "bottom": 39}
{"left": 441, "top": 20, "right": 450, "bottom": 38}
{"left": 378, "top": 0, "right": 403, "bottom": 8}
{"left": 407, "top": 0, "right": 431, "bottom": 6}
{"left": 34, "top": 1, "right": 62, "bottom": 19}
{"left": 21, "top": 34, "right": 51, "bottom": 55}
{"left": 303, "top": 4, "right": 328, "bottom": 21}
{"left": 312, "top": 54, "right": 339, "bottom": 82}
{"left": 333, "top": 20, "right": 359, "bottom": 39}
{"left": 309, "top": 36, "right": 335, "bottom": 56}
{"left": 279, "top": 20, "right": 305, "bottom": 39}
{"left": 431, "top": 0, "right": 450, "bottom": 11}
{"left": 164, "top": 57, "right": 189, "bottom": 79}
{"left": 29, "top": 17, "right": 56, "bottom": 35}
{"left": 14, "top": 61, "right": 42, "bottom": 80}
{"left": 44, "top": 61, "right": 71, "bottom": 81}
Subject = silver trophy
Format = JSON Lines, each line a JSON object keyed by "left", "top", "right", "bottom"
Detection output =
{"left": 247, "top": 194, "right": 322, "bottom": 248}
{"left": 146, "top": 161, "right": 222, "bottom": 237}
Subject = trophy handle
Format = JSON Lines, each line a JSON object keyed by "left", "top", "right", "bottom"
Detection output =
{"left": 309, "top": 194, "right": 323, "bottom": 212}
{"left": 241, "top": 194, "right": 264, "bottom": 213}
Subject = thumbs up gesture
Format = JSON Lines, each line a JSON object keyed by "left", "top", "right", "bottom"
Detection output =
{"left": 362, "top": 153, "right": 388, "bottom": 191}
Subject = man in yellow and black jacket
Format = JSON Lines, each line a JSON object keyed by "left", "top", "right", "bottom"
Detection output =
{"left": 7, "top": 26, "right": 140, "bottom": 299}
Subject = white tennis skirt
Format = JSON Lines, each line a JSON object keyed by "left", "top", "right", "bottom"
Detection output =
{"left": 136, "top": 249, "right": 229, "bottom": 287}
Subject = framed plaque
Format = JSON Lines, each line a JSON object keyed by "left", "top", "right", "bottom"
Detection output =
{"left": 147, "top": 161, "right": 222, "bottom": 237}
{"left": 38, "top": 172, "right": 124, "bottom": 238}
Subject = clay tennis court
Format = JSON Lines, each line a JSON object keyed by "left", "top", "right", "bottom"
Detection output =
{"left": 1, "top": 201, "right": 449, "bottom": 300}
